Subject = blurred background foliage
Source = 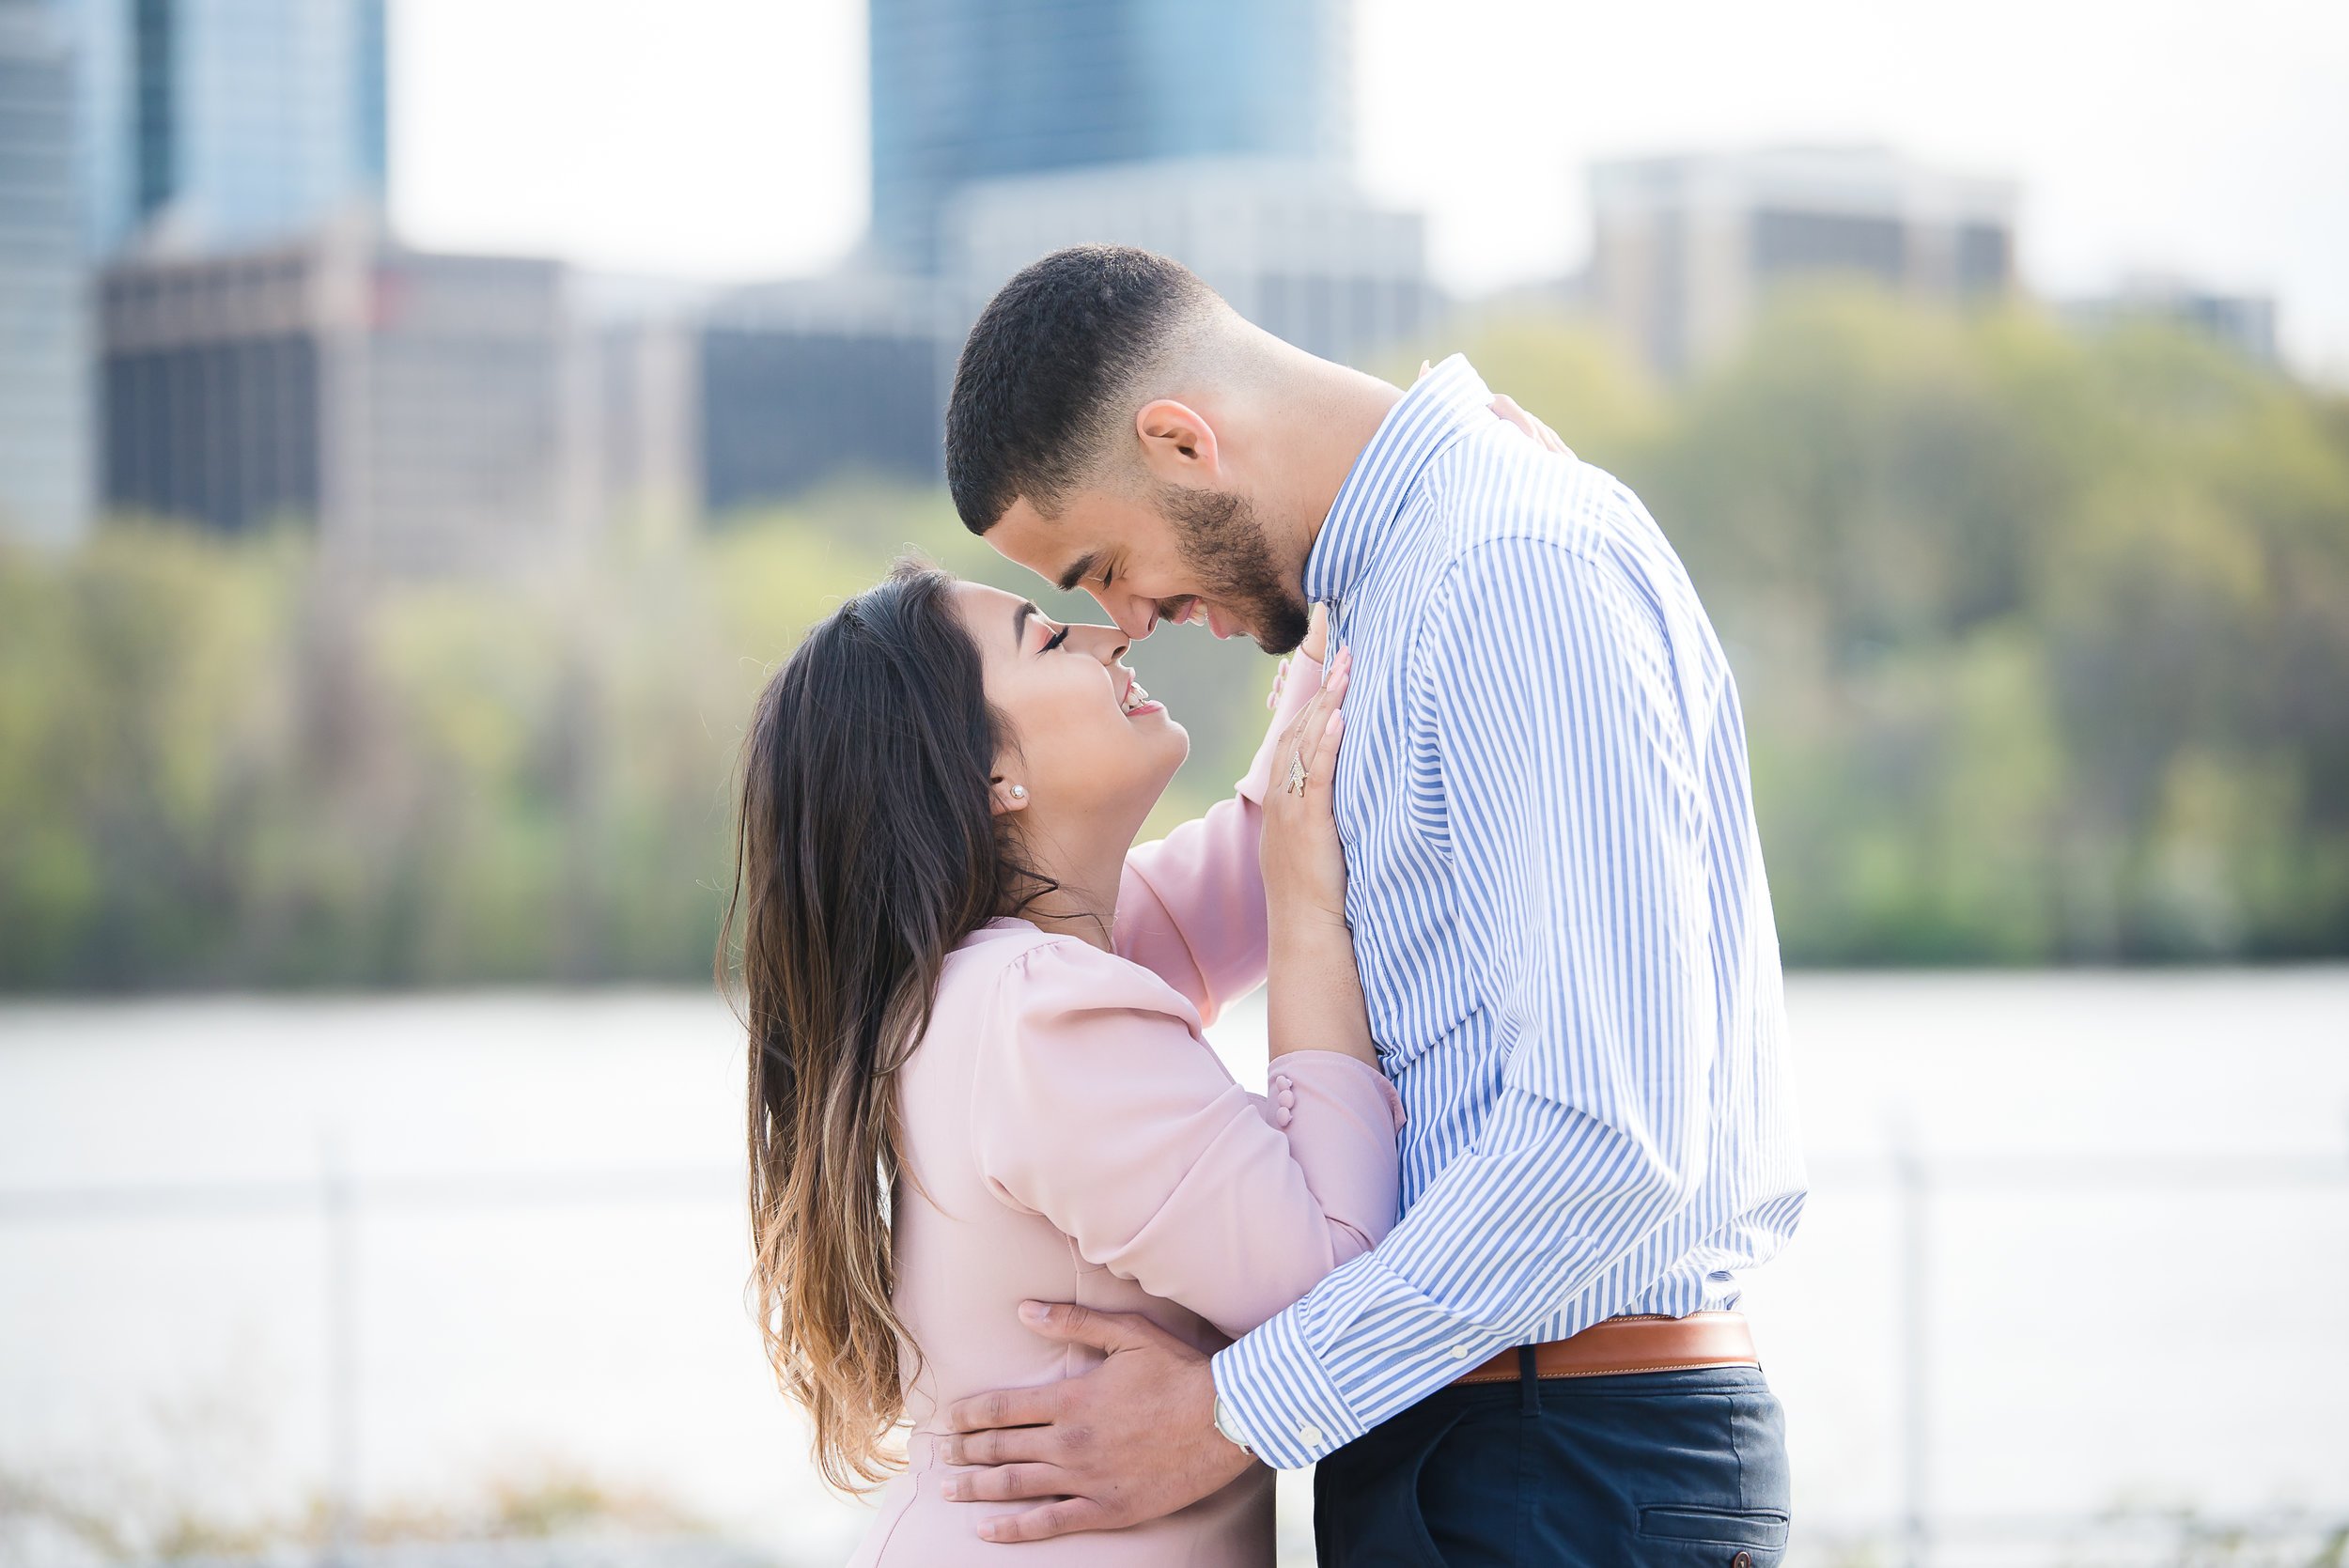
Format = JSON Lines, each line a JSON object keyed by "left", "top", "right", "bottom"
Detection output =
{"left": 4, "top": 286, "right": 2345, "bottom": 990}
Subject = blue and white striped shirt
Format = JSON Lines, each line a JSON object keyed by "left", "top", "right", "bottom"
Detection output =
{"left": 1210, "top": 355, "right": 1807, "bottom": 1469}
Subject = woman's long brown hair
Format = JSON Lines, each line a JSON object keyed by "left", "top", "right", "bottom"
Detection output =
{"left": 719, "top": 562, "right": 1051, "bottom": 1491}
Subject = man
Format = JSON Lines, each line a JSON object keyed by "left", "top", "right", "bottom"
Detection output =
{"left": 938, "top": 245, "right": 1806, "bottom": 1565}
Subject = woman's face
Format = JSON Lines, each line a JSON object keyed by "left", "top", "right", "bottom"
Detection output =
{"left": 953, "top": 581, "right": 1189, "bottom": 829}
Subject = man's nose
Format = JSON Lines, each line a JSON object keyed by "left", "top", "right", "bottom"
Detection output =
{"left": 1088, "top": 587, "right": 1157, "bottom": 642}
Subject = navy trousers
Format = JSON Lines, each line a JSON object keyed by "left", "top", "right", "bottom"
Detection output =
{"left": 1312, "top": 1359, "right": 1791, "bottom": 1568}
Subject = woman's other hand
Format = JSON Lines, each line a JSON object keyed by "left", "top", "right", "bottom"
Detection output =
{"left": 1417, "top": 358, "right": 1575, "bottom": 458}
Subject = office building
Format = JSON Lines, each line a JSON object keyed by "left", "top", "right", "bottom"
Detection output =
{"left": 869, "top": 0, "right": 1350, "bottom": 272}
{"left": 2063, "top": 274, "right": 2279, "bottom": 365}
{"left": 1589, "top": 146, "right": 2017, "bottom": 375}
{"left": 101, "top": 224, "right": 587, "bottom": 574}
{"left": 697, "top": 276, "right": 954, "bottom": 510}
{"left": 945, "top": 157, "right": 1429, "bottom": 371}
{"left": 70, "top": 0, "right": 388, "bottom": 257}
{"left": 591, "top": 316, "right": 702, "bottom": 537}
{"left": 569, "top": 272, "right": 714, "bottom": 538}
{"left": 0, "top": 0, "right": 93, "bottom": 546}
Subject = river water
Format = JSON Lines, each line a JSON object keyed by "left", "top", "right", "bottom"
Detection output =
{"left": 2, "top": 970, "right": 2344, "bottom": 1565}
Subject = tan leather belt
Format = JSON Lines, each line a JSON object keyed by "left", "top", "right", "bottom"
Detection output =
{"left": 1455, "top": 1312, "right": 1758, "bottom": 1385}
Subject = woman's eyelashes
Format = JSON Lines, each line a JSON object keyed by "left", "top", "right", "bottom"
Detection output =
{"left": 1041, "top": 623, "right": 1070, "bottom": 653}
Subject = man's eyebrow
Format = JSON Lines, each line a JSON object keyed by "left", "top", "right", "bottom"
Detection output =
{"left": 1054, "top": 551, "right": 1102, "bottom": 597}
{"left": 1012, "top": 599, "right": 1038, "bottom": 648}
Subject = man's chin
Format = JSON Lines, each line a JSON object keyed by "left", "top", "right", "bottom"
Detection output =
{"left": 1185, "top": 593, "right": 1309, "bottom": 655}
{"left": 1252, "top": 605, "right": 1313, "bottom": 657}
{"left": 1252, "top": 626, "right": 1304, "bottom": 657}
{"left": 1214, "top": 608, "right": 1295, "bottom": 656}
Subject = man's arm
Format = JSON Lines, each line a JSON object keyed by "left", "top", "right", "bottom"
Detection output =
{"left": 943, "top": 525, "right": 1725, "bottom": 1529}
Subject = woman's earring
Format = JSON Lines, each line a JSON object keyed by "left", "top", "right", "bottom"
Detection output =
{"left": 1009, "top": 784, "right": 1027, "bottom": 800}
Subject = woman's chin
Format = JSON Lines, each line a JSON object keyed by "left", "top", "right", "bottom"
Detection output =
{"left": 1146, "top": 725, "right": 1190, "bottom": 791}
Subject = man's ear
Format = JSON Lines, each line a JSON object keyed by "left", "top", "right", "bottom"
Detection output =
{"left": 1134, "top": 399, "right": 1221, "bottom": 484}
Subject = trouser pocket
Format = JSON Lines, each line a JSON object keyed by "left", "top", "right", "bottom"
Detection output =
{"left": 1519, "top": 1366, "right": 1792, "bottom": 1566}
{"left": 1637, "top": 1502, "right": 1791, "bottom": 1565}
{"left": 1314, "top": 1402, "right": 1471, "bottom": 1567}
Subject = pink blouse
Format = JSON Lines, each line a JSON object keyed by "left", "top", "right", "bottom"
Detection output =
{"left": 846, "top": 651, "right": 1405, "bottom": 1568}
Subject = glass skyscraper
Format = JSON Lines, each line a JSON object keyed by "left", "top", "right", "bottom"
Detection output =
{"left": 868, "top": 0, "right": 1351, "bottom": 272}
{"left": 72, "top": 0, "right": 387, "bottom": 256}
{"left": 0, "top": 0, "right": 92, "bottom": 545}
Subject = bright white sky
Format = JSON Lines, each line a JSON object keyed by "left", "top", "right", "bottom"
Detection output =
{"left": 392, "top": 0, "right": 2349, "bottom": 380}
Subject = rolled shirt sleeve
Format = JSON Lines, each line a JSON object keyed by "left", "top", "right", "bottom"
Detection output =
{"left": 1211, "top": 535, "right": 1722, "bottom": 1467}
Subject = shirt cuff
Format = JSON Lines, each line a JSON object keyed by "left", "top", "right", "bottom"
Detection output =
{"left": 1208, "top": 1299, "right": 1362, "bottom": 1468}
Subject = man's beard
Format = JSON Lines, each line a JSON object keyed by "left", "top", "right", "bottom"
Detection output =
{"left": 1159, "top": 485, "right": 1311, "bottom": 655}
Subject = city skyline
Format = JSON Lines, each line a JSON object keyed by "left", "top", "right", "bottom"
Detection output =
{"left": 387, "top": 0, "right": 2349, "bottom": 382}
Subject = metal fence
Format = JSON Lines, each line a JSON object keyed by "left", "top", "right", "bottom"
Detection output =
{"left": 5, "top": 1141, "right": 2346, "bottom": 1568}
{"left": 1791, "top": 1141, "right": 2349, "bottom": 1568}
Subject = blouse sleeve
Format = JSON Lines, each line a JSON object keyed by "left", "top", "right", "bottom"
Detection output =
{"left": 1113, "top": 650, "right": 1325, "bottom": 1024}
{"left": 971, "top": 936, "right": 1403, "bottom": 1341}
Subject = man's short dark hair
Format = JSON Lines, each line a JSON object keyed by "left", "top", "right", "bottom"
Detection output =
{"left": 946, "top": 245, "right": 1212, "bottom": 536}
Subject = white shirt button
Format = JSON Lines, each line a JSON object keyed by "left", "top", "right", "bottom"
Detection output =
{"left": 1449, "top": 1343, "right": 1471, "bottom": 1359}
{"left": 1295, "top": 1422, "right": 1323, "bottom": 1447}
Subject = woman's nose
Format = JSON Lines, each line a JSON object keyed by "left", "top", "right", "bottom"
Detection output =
{"left": 1078, "top": 623, "right": 1130, "bottom": 663}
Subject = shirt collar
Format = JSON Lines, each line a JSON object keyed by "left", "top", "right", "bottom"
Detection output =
{"left": 1303, "top": 353, "right": 1495, "bottom": 608}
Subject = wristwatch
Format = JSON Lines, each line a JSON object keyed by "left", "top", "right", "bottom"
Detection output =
{"left": 1213, "top": 1394, "right": 1257, "bottom": 1459}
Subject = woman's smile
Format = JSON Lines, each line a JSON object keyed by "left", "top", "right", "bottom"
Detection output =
{"left": 1117, "top": 671, "right": 1164, "bottom": 719}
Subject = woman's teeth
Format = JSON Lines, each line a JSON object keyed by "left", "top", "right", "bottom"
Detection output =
{"left": 1121, "top": 681, "right": 1154, "bottom": 715}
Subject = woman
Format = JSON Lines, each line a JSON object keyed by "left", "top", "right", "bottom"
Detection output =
{"left": 721, "top": 561, "right": 1399, "bottom": 1565}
